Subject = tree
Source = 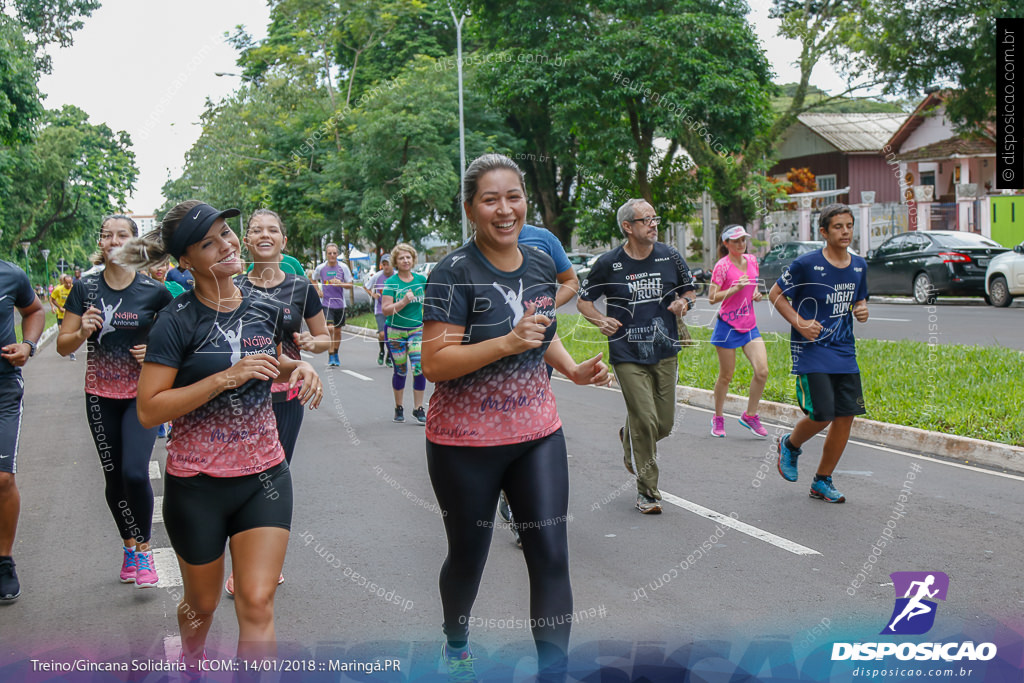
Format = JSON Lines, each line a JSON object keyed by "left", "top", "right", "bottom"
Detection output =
{"left": 470, "top": 0, "right": 776, "bottom": 245}
{"left": 848, "top": 0, "right": 1023, "bottom": 131}
{"left": 1, "top": 105, "right": 137, "bottom": 274}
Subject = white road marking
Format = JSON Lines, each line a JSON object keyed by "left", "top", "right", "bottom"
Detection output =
{"left": 341, "top": 369, "right": 373, "bottom": 382}
{"left": 833, "top": 470, "right": 874, "bottom": 476}
{"left": 152, "top": 547, "right": 182, "bottom": 587}
{"left": 149, "top": 461, "right": 161, "bottom": 479}
{"left": 163, "top": 635, "right": 181, "bottom": 663}
{"left": 659, "top": 492, "right": 820, "bottom": 556}
{"left": 153, "top": 496, "right": 163, "bottom": 525}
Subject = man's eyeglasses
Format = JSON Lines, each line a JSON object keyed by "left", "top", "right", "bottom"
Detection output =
{"left": 629, "top": 216, "right": 662, "bottom": 226}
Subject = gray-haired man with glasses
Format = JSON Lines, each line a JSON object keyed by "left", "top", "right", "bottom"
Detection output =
{"left": 577, "top": 198, "right": 696, "bottom": 514}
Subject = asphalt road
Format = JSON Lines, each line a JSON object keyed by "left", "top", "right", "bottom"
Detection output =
{"left": 1, "top": 335, "right": 1022, "bottom": 681}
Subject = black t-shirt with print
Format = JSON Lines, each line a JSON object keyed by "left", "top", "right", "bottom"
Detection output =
{"left": 579, "top": 242, "right": 695, "bottom": 365}
{"left": 235, "top": 273, "right": 322, "bottom": 362}
{"left": 145, "top": 289, "right": 291, "bottom": 478}
{"left": 65, "top": 272, "right": 173, "bottom": 398}
{"left": 422, "top": 241, "right": 562, "bottom": 447}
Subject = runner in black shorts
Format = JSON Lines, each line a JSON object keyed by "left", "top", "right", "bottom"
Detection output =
{"left": 0, "top": 260, "right": 44, "bottom": 602}
{"left": 119, "top": 200, "right": 322, "bottom": 666}
{"left": 769, "top": 203, "right": 869, "bottom": 503}
{"left": 229, "top": 208, "right": 329, "bottom": 595}
{"left": 422, "top": 154, "right": 610, "bottom": 682}
{"left": 57, "top": 215, "right": 173, "bottom": 588}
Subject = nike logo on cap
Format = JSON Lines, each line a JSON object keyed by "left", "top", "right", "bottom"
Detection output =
{"left": 193, "top": 210, "right": 202, "bottom": 219}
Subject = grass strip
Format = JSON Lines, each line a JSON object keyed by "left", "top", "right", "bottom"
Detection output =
{"left": 347, "top": 312, "right": 1024, "bottom": 446}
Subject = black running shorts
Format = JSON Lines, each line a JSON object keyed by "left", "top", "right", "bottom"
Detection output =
{"left": 324, "top": 306, "right": 347, "bottom": 327}
{"left": 162, "top": 461, "right": 293, "bottom": 565}
{"left": 0, "top": 374, "right": 23, "bottom": 474}
{"left": 795, "top": 372, "right": 866, "bottom": 422}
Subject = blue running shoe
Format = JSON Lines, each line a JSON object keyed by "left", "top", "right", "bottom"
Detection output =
{"left": 809, "top": 476, "right": 846, "bottom": 503}
{"left": 441, "top": 644, "right": 476, "bottom": 682}
{"left": 777, "top": 433, "right": 801, "bottom": 482}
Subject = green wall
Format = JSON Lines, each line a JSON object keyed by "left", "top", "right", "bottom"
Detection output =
{"left": 991, "top": 196, "right": 1024, "bottom": 247}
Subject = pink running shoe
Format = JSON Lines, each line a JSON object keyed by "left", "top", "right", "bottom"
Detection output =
{"left": 135, "top": 550, "right": 159, "bottom": 588}
{"left": 739, "top": 412, "right": 768, "bottom": 438}
{"left": 710, "top": 416, "right": 726, "bottom": 438}
{"left": 119, "top": 546, "right": 136, "bottom": 583}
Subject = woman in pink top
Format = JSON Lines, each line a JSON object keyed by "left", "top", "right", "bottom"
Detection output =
{"left": 708, "top": 225, "right": 769, "bottom": 438}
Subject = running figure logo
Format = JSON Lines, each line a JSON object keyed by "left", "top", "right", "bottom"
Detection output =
{"left": 97, "top": 297, "right": 123, "bottom": 343}
{"left": 493, "top": 280, "right": 525, "bottom": 327}
{"left": 881, "top": 571, "right": 949, "bottom": 635}
{"left": 213, "top": 320, "right": 244, "bottom": 365}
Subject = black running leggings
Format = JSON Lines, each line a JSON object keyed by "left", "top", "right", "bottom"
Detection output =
{"left": 85, "top": 395, "right": 158, "bottom": 543}
{"left": 272, "top": 396, "right": 304, "bottom": 464}
{"left": 427, "top": 428, "right": 571, "bottom": 673}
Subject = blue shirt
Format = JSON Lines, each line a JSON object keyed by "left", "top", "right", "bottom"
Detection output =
{"left": 518, "top": 225, "right": 572, "bottom": 274}
{"left": 776, "top": 250, "right": 869, "bottom": 375}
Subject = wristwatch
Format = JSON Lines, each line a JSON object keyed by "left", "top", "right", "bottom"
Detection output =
{"left": 22, "top": 339, "right": 36, "bottom": 357}
{"left": 685, "top": 298, "right": 696, "bottom": 311}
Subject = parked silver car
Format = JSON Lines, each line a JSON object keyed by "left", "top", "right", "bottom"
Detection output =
{"left": 985, "top": 241, "right": 1024, "bottom": 307}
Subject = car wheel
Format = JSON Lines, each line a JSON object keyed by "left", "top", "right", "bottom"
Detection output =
{"left": 989, "top": 276, "right": 1013, "bottom": 308}
{"left": 912, "top": 272, "right": 935, "bottom": 305}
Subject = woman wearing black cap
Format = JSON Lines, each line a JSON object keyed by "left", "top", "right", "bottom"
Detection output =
{"left": 118, "top": 199, "right": 323, "bottom": 667}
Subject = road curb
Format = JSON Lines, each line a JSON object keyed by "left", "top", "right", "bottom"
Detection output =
{"left": 344, "top": 323, "right": 1024, "bottom": 475}
{"left": 673, "top": 386, "right": 1024, "bottom": 475}
{"left": 38, "top": 322, "right": 59, "bottom": 350}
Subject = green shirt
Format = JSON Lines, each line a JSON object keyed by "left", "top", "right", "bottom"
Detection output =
{"left": 383, "top": 272, "right": 427, "bottom": 328}
{"left": 163, "top": 280, "right": 185, "bottom": 298}
{"left": 246, "top": 253, "right": 305, "bottom": 276}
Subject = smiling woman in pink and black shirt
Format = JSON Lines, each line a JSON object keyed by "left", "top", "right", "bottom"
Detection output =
{"left": 57, "top": 215, "right": 172, "bottom": 590}
{"left": 117, "top": 200, "right": 322, "bottom": 668}
{"left": 421, "top": 154, "right": 610, "bottom": 683}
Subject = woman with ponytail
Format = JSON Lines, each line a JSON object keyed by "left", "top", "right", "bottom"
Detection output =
{"left": 56, "top": 215, "right": 173, "bottom": 588}
{"left": 124, "top": 200, "right": 322, "bottom": 667}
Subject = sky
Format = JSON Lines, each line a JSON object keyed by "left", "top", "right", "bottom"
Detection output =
{"left": 37, "top": 0, "right": 854, "bottom": 216}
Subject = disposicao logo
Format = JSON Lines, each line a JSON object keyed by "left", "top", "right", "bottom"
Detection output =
{"left": 832, "top": 571, "right": 997, "bottom": 662}
{"left": 882, "top": 571, "right": 948, "bottom": 635}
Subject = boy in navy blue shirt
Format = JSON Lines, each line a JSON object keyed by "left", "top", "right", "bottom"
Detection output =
{"left": 768, "top": 204, "right": 869, "bottom": 503}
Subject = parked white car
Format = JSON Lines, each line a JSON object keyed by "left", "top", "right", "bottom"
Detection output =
{"left": 985, "top": 241, "right": 1024, "bottom": 307}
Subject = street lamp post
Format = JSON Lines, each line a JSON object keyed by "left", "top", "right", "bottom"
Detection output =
{"left": 19, "top": 242, "right": 30, "bottom": 284}
{"left": 448, "top": 3, "right": 469, "bottom": 242}
{"left": 41, "top": 249, "right": 50, "bottom": 289}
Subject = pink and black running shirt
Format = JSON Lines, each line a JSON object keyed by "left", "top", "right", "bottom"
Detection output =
{"left": 145, "top": 290, "right": 291, "bottom": 477}
{"left": 423, "top": 241, "right": 561, "bottom": 447}
{"left": 65, "top": 273, "right": 173, "bottom": 399}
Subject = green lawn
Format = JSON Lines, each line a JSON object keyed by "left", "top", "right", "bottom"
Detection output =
{"left": 16, "top": 311, "right": 58, "bottom": 342}
{"left": 347, "top": 312, "right": 1024, "bottom": 446}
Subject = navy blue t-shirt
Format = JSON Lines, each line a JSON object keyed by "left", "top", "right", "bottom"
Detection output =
{"left": 776, "top": 249, "right": 869, "bottom": 375}
{"left": 423, "top": 241, "right": 561, "bottom": 447}
{"left": 0, "top": 261, "right": 38, "bottom": 377}
{"left": 65, "top": 272, "right": 173, "bottom": 398}
{"left": 579, "top": 242, "right": 694, "bottom": 365}
{"left": 145, "top": 290, "right": 291, "bottom": 477}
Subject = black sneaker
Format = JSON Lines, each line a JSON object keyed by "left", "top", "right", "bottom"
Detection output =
{"left": 412, "top": 407, "right": 426, "bottom": 424}
{"left": 0, "top": 557, "right": 21, "bottom": 602}
{"left": 377, "top": 350, "right": 385, "bottom": 366}
{"left": 393, "top": 406, "right": 405, "bottom": 423}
